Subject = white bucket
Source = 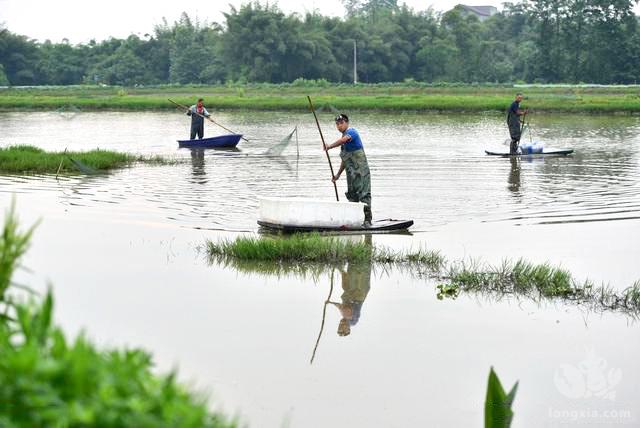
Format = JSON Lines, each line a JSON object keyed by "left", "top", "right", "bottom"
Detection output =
{"left": 258, "top": 197, "right": 365, "bottom": 228}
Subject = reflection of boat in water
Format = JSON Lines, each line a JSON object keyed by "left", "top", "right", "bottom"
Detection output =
{"left": 257, "top": 197, "right": 413, "bottom": 233}
{"left": 178, "top": 134, "right": 242, "bottom": 148}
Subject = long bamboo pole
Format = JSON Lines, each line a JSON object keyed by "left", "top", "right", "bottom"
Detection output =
{"left": 168, "top": 99, "right": 249, "bottom": 142}
{"left": 307, "top": 96, "right": 339, "bottom": 201}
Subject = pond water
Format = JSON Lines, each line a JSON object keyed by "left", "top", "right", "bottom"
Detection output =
{"left": 1, "top": 111, "right": 639, "bottom": 427}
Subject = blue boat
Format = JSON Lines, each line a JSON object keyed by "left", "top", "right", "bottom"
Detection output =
{"left": 178, "top": 134, "right": 242, "bottom": 148}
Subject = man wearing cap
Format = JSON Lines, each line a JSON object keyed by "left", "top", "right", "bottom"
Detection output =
{"left": 507, "top": 93, "right": 528, "bottom": 154}
{"left": 324, "top": 113, "right": 372, "bottom": 226}
{"left": 186, "top": 98, "right": 211, "bottom": 139}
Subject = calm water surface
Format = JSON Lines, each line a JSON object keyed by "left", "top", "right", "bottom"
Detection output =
{"left": 1, "top": 111, "right": 639, "bottom": 427}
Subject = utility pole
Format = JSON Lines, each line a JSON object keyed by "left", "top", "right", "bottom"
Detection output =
{"left": 353, "top": 40, "right": 358, "bottom": 84}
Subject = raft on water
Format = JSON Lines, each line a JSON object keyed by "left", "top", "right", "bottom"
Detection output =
{"left": 257, "top": 197, "right": 413, "bottom": 232}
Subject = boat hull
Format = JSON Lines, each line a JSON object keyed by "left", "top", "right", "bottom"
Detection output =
{"left": 258, "top": 219, "right": 414, "bottom": 233}
{"left": 178, "top": 134, "right": 242, "bottom": 148}
{"left": 485, "top": 149, "right": 574, "bottom": 157}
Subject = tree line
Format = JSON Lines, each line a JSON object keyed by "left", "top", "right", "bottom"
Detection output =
{"left": 1, "top": 0, "right": 639, "bottom": 86}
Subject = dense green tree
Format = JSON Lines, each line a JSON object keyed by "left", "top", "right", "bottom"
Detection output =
{"left": 1, "top": 1, "right": 639, "bottom": 85}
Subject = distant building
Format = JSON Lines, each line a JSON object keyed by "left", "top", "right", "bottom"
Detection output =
{"left": 457, "top": 5, "right": 498, "bottom": 21}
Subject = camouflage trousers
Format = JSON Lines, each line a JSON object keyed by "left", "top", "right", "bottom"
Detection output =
{"left": 340, "top": 149, "right": 372, "bottom": 222}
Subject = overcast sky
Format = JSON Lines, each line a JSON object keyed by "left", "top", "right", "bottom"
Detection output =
{"left": 0, "top": 0, "right": 509, "bottom": 43}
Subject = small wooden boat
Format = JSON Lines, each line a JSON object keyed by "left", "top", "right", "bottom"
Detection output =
{"left": 485, "top": 149, "right": 574, "bottom": 157}
{"left": 178, "top": 134, "right": 242, "bottom": 148}
{"left": 257, "top": 197, "right": 413, "bottom": 233}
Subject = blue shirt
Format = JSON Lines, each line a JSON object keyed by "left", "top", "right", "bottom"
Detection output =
{"left": 342, "top": 128, "right": 364, "bottom": 152}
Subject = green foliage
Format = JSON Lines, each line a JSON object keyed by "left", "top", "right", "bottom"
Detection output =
{"left": 0, "top": 64, "right": 10, "bottom": 86}
{"left": 485, "top": 367, "right": 518, "bottom": 428}
{"left": 0, "top": 205, "right": 235, "bottom": 427}
{"left": 0, "top": 200, "right": 37, "bottom": 319}
{"left": 0, "top": 145, "right": 171, "bottom": 174}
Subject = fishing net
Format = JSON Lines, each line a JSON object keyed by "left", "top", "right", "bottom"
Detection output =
{"left": 315, "top": 104, "right": 341, "bottom": 115}
{"left": 265, "top": 126, "right": 299, "bottom": 156}
{"left": 68, "top": 157, "right": 99, "bottom": 175}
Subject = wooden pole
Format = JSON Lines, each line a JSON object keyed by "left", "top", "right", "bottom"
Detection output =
{"left": 55, "top": 148, "right": 67, "bottom": 180}
{"left": 168, "top": 99, "right": 249, "bottom": 142}
{"left": 307, "top": 96, "right": 340, "bottom": 201}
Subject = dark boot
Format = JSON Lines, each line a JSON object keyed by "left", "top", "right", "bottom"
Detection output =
{"left": 363, "top": 205, "right": 372, "bottom": 226}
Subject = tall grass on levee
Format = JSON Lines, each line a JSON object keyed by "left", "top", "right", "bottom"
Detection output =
{"left": 206, "top": 234, "right": 640, "bottom": 317}
{"left": 0, "top": 201, "right": 237, "bottom": 427}
{"left": 2, "top": 83, "right": 640, "bottom": 113}
{"left": 0, "top": 145, "right": 169, "bottom": 174}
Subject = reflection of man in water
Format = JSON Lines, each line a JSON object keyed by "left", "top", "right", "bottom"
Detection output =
{"left": 329, "top": 236, "right": 372, "bottom": 336}
{"left": 508, "top": 156, "right": 521, "bottom": 193}
{"left": 330, "top": 263, "right": 371, "bottom": 336}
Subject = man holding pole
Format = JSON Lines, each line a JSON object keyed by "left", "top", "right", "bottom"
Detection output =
{"left": 186, "top": 98, "right": 210, "bottom": 139}
{"left": 507, "top": 93, "right": 528, "bottom": 154}
{"left": 324, "top": 113, "right": 372, "bottom": 226}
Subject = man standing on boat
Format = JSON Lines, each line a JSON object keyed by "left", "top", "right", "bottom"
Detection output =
{"left": 325, "top": 113, "right": 372, "bottom": 226}
{"left": 186, "top": 98, "right": 210, "bottom": 139}
{"left": 507, "top": 93, "right": 528, "bottom": 154}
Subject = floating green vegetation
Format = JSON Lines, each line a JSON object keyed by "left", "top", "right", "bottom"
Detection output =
{"left": 0, "top": 203, "right": 236, "bottom": 427}
{"left": 0, "top": 145, "right": 172, "bottom": 174}
{"left": 205, "top": 234, "right": 640, "bottom": 316}
{"left": 206, "top": 233, "right": 445, "bottom": 271}
{"left": 1, "top": 83, "right": 639, "bottom": 113}
{"left": 440, "top": 259, "right": 640, "bottom": 315}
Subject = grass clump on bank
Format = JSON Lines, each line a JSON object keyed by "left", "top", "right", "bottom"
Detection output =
{"left": 0, "top": 145, "right": 170, "bottom": 174}
{"left": 0, "top": 202, "right": 236, "bottom": 427}
{"left": 205, "top": 234, "right": 640, "bottom": 316}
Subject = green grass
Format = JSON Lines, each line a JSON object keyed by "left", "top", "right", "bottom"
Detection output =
{"left": 207, "top": 233, "right": 374, "bottom": 264}
{"left": 1, "top": 83, "right": 640, "bottom": 113}
{"left": 0, "top": 202, "right": 236, "bottom": 427}
{"left": 205, "top": 234, "right": 640, "bottom": 316}
{"left": 0, "top": 145, "right": 171, "bottom": 174}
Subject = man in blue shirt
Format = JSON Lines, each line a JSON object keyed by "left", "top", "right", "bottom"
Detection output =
{"left": 507, "top": 93, "right": 528, "bottom": 154}
{"left": 324, "top": 113, "right": 372, "bottom": 226}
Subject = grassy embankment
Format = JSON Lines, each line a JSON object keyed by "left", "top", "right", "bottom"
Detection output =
{"left": 0, "top": 145, "right": 170, "bottom": 174}
{"left": 1, "top": 83, "right": 640, "bottom": 113}
{"left": 206, "top": 234, "right": 640, "bottom": 316}
{"left": 0, "top": 202, "right": 236, "bottom": 427}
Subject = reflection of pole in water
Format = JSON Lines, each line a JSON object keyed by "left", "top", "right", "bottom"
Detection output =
{"left": 310, "top": 268, "right": 335, "bottom": 365}
{"left": 508, "top": 156, "right": 521, "bottom": 193}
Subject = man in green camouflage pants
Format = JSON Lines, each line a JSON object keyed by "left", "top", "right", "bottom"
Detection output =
{"left": 324, "top": 113, "right": 372, "bottom": 225}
